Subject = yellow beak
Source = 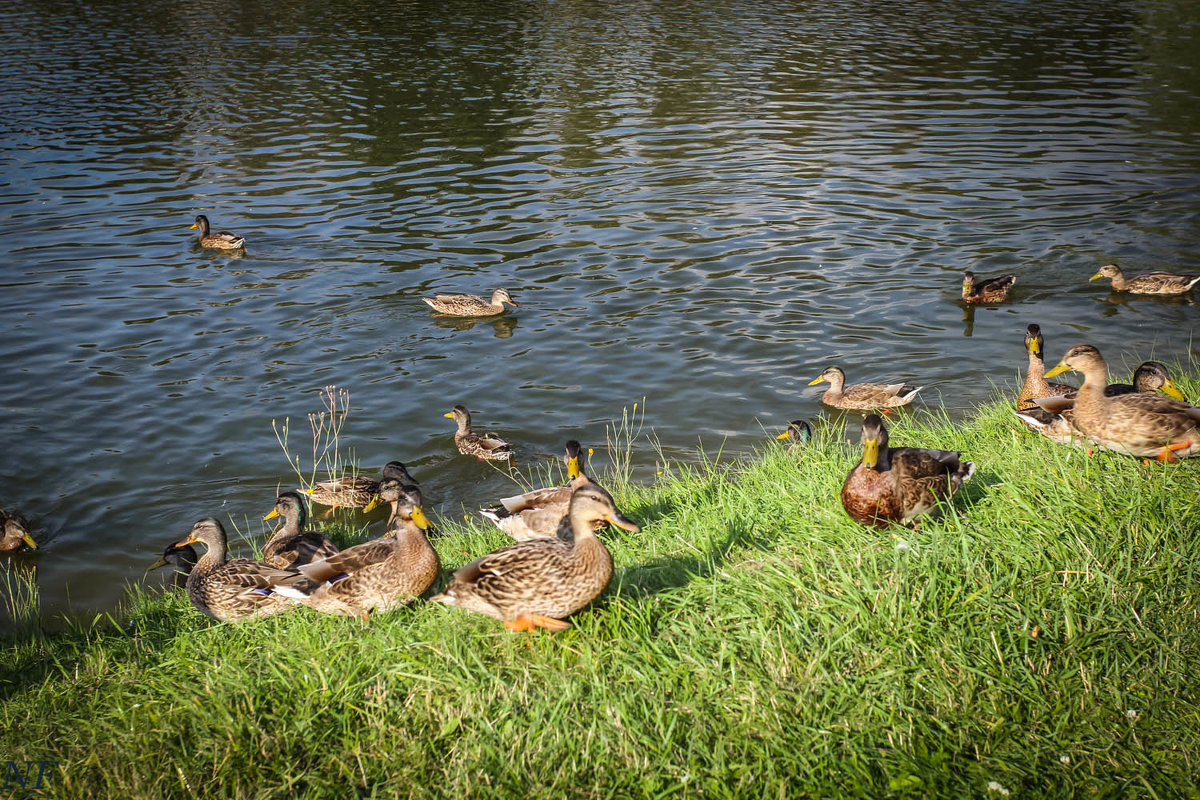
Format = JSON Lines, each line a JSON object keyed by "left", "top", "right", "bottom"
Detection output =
{"left": 362, "top": 495, "right": 382, "bottom": 514}
{"left": 567, "top": 456, "right": 581, "bottom": 479}
{"left": 189, "top": 223, "right": 199, "bottom": 230}
{"left": 147, "top": 556, "right": 168, "bottom": 571}
{"left": 443, "top": 412, "right": 454, "bottom": 418}
{"left": 263, "top": 509, "right": 280, "bottom": 521}
{"left": 1161, "top": 379, "right": 1186, "bottom": 401}
{"left": 862, "top": 437, "right": 879, "bottom": 469}
{"left": 411, "top": 506, "right": 431, "bottom": 530}
{"left": 21, "top": 532, "right": 37, "bottom": 549}
{"left": 1044, "top": 361, "right": 1071, "bottom": 378}
{"left": 776, "top": 431, "right": 792, "bottom": 440}
{"left": 807, "top": 376, "right": 825, "bottom": 386}
{"left": 1029, "top": 338, "right": 1041, "bottom": 356}
{"left": 173, "top": 536, "right": 200, "bottom": 548}
{"left": 1088, "top": 271, "right": 1103, "bottom": 281}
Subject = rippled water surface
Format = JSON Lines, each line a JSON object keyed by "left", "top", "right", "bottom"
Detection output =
{"left": 3, "top": 0, "right": 1199, "bottom": 624}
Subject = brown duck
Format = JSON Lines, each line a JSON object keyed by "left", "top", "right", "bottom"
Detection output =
{"left": 1090, "top": 264, "right": 1200, "bottom": 295}
{"left": 433, "top": 482, "right": 639, "bottom": 632}
{"left": 174, "top": 518, "right": 300, "bottom": 622}
{"left": 841, "top": 414, "right": 975, "bottom": 528}
{"left": 261, "top": 490, "right": 340, "bottom": 569}
{"left": 480, "top": 441, "right": 591, "bottom": 540}
{"left": 961, "top": 271, "right": 1016, "bottom": 304}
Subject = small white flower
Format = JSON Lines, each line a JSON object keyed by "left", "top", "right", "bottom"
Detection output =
{"left": 896, "top": 540, "right": 910, "bottom": 552}
{"left": 132, "top": 703, "right": 141, "bottom": 709}
{"left": 987, "top": 781, "right": 1010, "bottom": 796}
{"left": 1126, "top": 709, "right": 1139, "bottom": 720}
{"left": 1059, "top": 755, "right": 1070, "bottom": 765}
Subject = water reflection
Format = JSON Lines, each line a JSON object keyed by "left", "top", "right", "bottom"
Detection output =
{"left": 432, "top": 314, "right": 519, "bottom": 339}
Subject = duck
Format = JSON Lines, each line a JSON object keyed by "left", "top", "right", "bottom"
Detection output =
{"left": 961, "top": 270, "right": 1016, "bottom": 304}
{"left": 808, "top": 366, "right": 921, "bottom": 411}
{"left": 304, "top": 461, "right": 419, "bottom": 516}
{"left": 422, "top": 289, "right": 516, "bottom": 317}
{"left": 1043, "top": 344, "right": 1200, "bottom": 462}
{"left": 262, "top": 490, "right": 340, "bottom": 569}
{"left": 148, "top": 542, "right": 199, "bottom": 589}
{"left": 271, "top": 481, "right": 439, "bottom": 618}
{"left": 1017, "top": 324, "right": 1077, "bottom": 411}
{"left": 1, "top": 510, "right": 37, "bottom": 552}
{"left": 1089, "top": 264, "right": 1200, "bottom": 295}
{"left": 480, "top": 441, "right": 591, "bottom": 541}
{"left": 1107, "top": 362, "right": 1186, "bottom": 400}
{"left": 173, "top": 517, "right": 301, "bottom": 622}
{"left": 445, "top": 405, "right": 513, "bottom": 461}
{"left": 841, "top": 414, "right": 975, "bottom": 528}
{"left": 776, "top": 420, "right": 814, "bottom": 454}
{"left": 433, "top": 482, "right": 640, "bottom": 632}
{"left": 189, "top": 215, "right": 245, "bottom": 250}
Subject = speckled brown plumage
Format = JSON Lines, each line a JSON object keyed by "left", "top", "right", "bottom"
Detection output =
{"left": 1044, "top": 344, "right": 1200, "bottom": 461}
{"left": 434, "top": 483, "right": 640, "bottom": 631}
{"left": 262, "top": 491, "right": 339, "bottom": 569}
{"left": 1090, "top": 264, "right": 1200, "bottom": 295}
{"left": 961, "top": 271, "right": 1016, "bottom": 304}
{"left": 1, "top": 509, "right": 36, "bottom": 551}
{"left": 808, "top": 366, "right": 921, "bottom": 411}
{"left": 279, "top": 482, "right": 439, "bottom": 617}
{"left": 305, "top": 461, "right": 418, "bottom": 512}
{"left": 445, "top": 405, "right": 513, "bottom": 461}
{"left": 481, "top": 441, "right": 590, "bottom": 540}
{"left": 176, "top": 518, "right": 299, "bottom": 622}
{"left": 840, "top": 415, "right": 974, "bottom": 528}
{"left": 1017, "top": 324, "right": 1076, "bottom": 412}
{"left": 422, "top": 288, "right": 516, "bottom": 316}
{"left": 190, "top": 214, "right": 245, "bottom": 250}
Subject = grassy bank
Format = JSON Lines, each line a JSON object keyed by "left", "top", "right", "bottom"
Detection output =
{"left": 3, "top": 385, "right": 1200, "bottom": 798}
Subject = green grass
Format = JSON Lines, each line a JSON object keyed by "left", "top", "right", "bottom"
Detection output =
{"left": 3, "top": 380, "right": 1200, "bottom": 798}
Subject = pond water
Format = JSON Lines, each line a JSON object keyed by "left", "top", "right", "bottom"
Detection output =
{"left": 2, "top": 0, "right": 1199, "bottom": 626}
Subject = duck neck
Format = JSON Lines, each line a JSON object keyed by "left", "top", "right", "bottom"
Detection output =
{"left": 1073, "top": 360, "right": 1109, "bottom": 415}
{"left": 455, "top": 415, "right": 471, "bottom": 435}
{"left": 266, "top": 508, "right": 302, "bottom": 548}
{"left": 193, "top": 539, "right": 226, "bottom": 576}
{"left": 1024, "top": 348, "right": 1052, "bottom": 395}
{"left": 1109, "top": 272, "right": 1127, "bottom": 291}
{"left": 826, "top": 372, "right": 845, "bottom": 395}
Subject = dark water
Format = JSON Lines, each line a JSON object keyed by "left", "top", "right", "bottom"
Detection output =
{"left": 3, "top": 0, "right": 1199, "bottom": 625}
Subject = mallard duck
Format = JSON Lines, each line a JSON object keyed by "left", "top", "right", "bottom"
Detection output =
{"left": 808, "top": 366, "right": 921, "bottom": 411}
{"left": 1018, "top": 324, "right": 1076, "bottom": 411}
{"left": 1043, "top": 344, "right": 1200, "bottom": 462}
{"left": 422, "top": 288, "right": 516, "bottom": 317}
{"left": 305, "top": 461, "right": 418, "bottom": 515}
{"left": 961, "top": 270, "right": 1016, "bottom": 304}
{"left": 148, "top": 542, "right": 199, "bottom": 589}
{"left": 841, "top": 414, "right": 975, "bottom": 528}
{"left": 262, "top": 491, "right": 340, "bottom": 569}
{"left": 433, "top": 482, "right": 639, "bottom": 632}
{"left": 445, "top": 405, "right": 513, "bottom": 461}
{"left": 189, "top": 215, "right": 245, "bottom": 250}
{"left": 272, "top": 481, "right": 439, "bottom": 618}
{"left": 1107, "top": 361, "right": 1186, "bottom": 400}
{"left": 173, "top": 518, "right": 300, "bottom": 622}
{"left": 1090, "top": 264, "right": 1200, "bottom": 295}
{"left": 480, "top": 441, "right": 591, "bottom": 541}
{"left": 776, "top": 420, "right": 813, "bottom": 447}
{"left": 1, "top": 510, "right": 36, "bottom": 552}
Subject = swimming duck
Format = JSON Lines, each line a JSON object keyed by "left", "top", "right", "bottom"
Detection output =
{"left": 148, "top": 542, "right": 199, "bottom": 589}
{"left": 480, "top": 441, "right": 591, "bottom": 541}
{"left": 189, "top": 215, "right": 245, "bottom": 250}
{"left": 808, "top": 367, "right": 921, "bottom": 411}
{"left": 273, "top": 481, "right": 439, "bottom": 618}
{"left": 262, "top": 491, "right": 340, "bottom": 569}
{"left": 1018, "top": 324, "right": 1077, "bottom": 411}
{"left": 841, "top": 414, "right": 975, "bottom": 528}
{"left": 422, "top": 289, "right": 516, "bottom": 317}
{"left": 1043, "top": 344, "right": 1200, "bottom": 462}
{"left": 445, "top": 405, "right": 513, "bottom": 461}
{"left": 1, "top": 510, "right": 37, "bottom": 552}
{"left": 173, "top": 517, "right": 300, "bottom": 622}
{"left": 305, "top": 461, "right": 419, "bottom": 516}
{"left": 433, "top": 482, "right": 639, "bottom": 632}
{"left": 961, "top": 271, "right": 1016, "bottom": 304}
{"left": 1089, "top": 264, "right": 1200, "bottom": 295}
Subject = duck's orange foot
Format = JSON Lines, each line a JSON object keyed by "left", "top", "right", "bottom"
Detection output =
{"left": 881, "top": 408, "right": 895, "bottom": 417}
{"left": 504, "top": 614, "right": 570, "bottom": 633}
{"left": 1085, "top": 447, "right": 1094, "bottom": 457}
{"left": 1155, "top": 440, "right": 1192, "bottom": 465}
